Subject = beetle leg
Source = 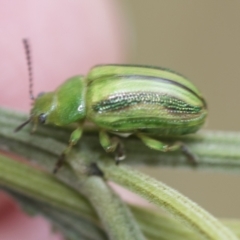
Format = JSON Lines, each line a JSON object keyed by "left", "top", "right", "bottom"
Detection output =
{"left": 137, "top": 134, "right": 197, "bottom": 166}
{"left": 88, "top": 162, "right": 104, "bottom": 177}
{"left": 99, "top": 130, "right": 125, "bottom": 164}
{"left": 178, "top": 143, "right": 197, "bottom": 165}
{"left": 53, "top": 125, "right": 83, "bottom": 173}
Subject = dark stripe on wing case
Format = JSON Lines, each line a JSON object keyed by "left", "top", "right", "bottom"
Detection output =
{"left": 92, "top": 92, "right": 202, "bottom": 114}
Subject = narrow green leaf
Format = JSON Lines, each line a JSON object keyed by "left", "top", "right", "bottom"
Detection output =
{"left": 0, "top": 154, "right": 239, "bottom": 240}
{"left": 97, "top": 161, "right": 238, "bottom": 240}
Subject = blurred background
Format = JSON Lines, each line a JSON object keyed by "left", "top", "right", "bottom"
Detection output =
{"left": 120, "top": 0, "right": 240, "bottom": 218}
{"left": 1, "top": 0, "right": 240, "bottom": 222}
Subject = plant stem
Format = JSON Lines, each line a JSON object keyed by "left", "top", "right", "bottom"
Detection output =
{"left": 1, "top": 107, "right": 240, "bottom": 240}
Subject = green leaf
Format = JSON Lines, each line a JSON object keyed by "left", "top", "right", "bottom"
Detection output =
{"left": 0, "top": 107, "right": 240, "bottom": 240}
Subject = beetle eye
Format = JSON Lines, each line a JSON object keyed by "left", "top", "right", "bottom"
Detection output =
{"left": 39, "top": 113, "right": 47, "bottom": 124}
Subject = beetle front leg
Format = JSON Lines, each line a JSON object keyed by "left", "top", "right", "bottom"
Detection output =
{"left": 53, "top": 125, "right": 83, "bottom": 173}
{"left": 137, "top": 133, "right": 197, "bottom": 165}
{"left": 99, "top": 130, "right": 125, "bottom": 164}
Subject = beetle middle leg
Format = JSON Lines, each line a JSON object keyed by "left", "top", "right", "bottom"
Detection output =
{"left": 136, "top": 133, "right": 197, "bottom": 166}
{"left": 53, "top": 125, "right": 83, "bottom": 173}
{"left": 99, "top": 130, "right": 125, "bottom": 164}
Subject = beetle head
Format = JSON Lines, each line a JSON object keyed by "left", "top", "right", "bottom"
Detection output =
{"left": 15, "top": 91, "right": 56, "bottom": 132}
{"left": 15, "top": 39, "right": 60, "bottom": 132}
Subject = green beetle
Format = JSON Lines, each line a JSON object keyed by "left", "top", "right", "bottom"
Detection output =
{"left": 16, "top": 40, "right": 207, "bottom": 172}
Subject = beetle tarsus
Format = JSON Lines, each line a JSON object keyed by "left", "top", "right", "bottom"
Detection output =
{"left": 180, "top": 143, "right": 197, "bottom": 166}
{"left": 53, "top": 153, "right": 66, "bottom": 174}
{"left": 114, "top": 138, "right": 125, "bottom": 165}
{"left": 88, "top": 162, "right": 104, "bottom": 177}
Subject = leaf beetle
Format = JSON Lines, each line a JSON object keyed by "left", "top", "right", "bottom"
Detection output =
{"left": 16, "top": 39, "right": 207, "bottom": 172}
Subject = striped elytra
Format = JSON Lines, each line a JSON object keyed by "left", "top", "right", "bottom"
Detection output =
{"left": 86, "top": 65, "right": 207, "bottom": 136}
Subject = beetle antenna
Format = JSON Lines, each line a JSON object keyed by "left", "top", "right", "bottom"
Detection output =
{"left": 14, "top": 118, "right": 32, "bottom": 132}
{"left": 22, "top": 38, "right": 35, "bottom": 100}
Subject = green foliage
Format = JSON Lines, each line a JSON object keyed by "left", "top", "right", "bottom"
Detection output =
{"left": 0, "top": 107, "right": 240, "bottom": 240}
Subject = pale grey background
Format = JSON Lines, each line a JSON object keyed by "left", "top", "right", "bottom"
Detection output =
{"left": 120, "top": 0, "right": 240, "bottom": 217}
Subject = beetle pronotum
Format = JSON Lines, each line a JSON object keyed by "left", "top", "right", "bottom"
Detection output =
{"left": 16, "top": 39, "right": 207, "bottom": 173}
